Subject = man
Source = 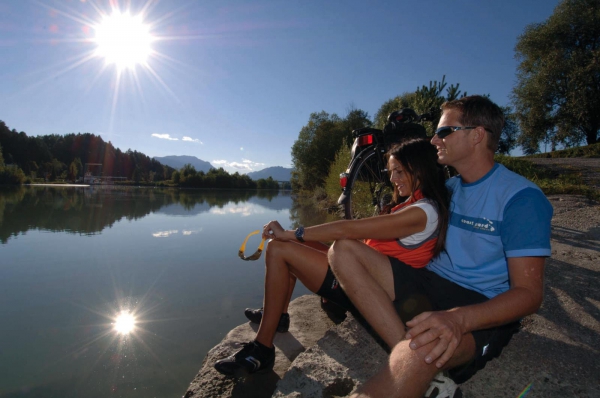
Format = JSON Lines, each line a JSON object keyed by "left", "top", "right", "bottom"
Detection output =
{"left": 329, "top": 95, "right": 553, "bottom": 397}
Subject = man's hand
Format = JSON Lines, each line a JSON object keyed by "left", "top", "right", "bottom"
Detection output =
{"left": 404, "top": 309, "right": 466, "bottom": 368}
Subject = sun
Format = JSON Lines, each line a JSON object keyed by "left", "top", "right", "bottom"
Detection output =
{"left": 94, "top": 10, "right": 154, "bottom": 70}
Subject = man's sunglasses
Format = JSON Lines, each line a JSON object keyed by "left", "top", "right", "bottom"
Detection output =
{"left": 434, "top": 126, "right": 477, "bottom": 139}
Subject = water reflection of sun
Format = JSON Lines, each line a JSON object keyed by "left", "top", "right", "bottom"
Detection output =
{"left": 113, "top": 311, "right": 136, "bottom": 334}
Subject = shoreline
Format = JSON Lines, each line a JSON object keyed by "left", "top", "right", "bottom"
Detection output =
{"left": 184, "top": 194, "right": 600, "bottom": 398}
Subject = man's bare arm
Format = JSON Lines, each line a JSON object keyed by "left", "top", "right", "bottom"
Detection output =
{"left": 404, "top": 256, "right": 545, "bottom": 368}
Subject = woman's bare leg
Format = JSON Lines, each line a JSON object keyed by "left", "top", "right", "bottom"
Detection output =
{"left": 282, "top": 275, "right": 296, "bottom": 313}
{"left": 329, "top": 239, "right": 405, "bottom": 349}
{"left": 255, "top": 240, "right": 329, "bottom": 348}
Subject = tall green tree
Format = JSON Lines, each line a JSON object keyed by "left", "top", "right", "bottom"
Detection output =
{"left": 498, "top": 106, "right": 520, "bottom": 155}
{"left": 373, "top": 92, "right": 418, "bottom": 128}
{"left": 291, "top": 110, "right": 370, "bottom": 191}
{"left": 373, "top": 76, "right": 465, "bottom": 134}
{"left": 68, "top": 161, "right": 78, "bottom": 181}
{"left": 513, "top": 0, "right": 600, "bottom": 150}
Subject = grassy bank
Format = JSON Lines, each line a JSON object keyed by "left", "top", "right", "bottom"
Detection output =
{"left": 524, "top": 142, "right": 600, "bottom": 158}
{"left": 495, "top": 155, "right": 599, "bottom": 202}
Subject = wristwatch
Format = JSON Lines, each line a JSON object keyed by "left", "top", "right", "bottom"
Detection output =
{"left": 294, "top": 226, "right": 305, "bottom": 242}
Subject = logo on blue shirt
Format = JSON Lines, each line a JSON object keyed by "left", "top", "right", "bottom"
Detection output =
{"left": 452, "top": 214, "right": 499, "bottom": 235}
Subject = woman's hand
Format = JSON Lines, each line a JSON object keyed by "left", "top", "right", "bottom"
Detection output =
{"left": 263, "top": 220, "right": 289, "bottom": 241}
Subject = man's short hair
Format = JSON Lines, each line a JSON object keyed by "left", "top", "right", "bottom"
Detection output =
{"left": 441, "top": 95, "right": 504, "bottom": 152}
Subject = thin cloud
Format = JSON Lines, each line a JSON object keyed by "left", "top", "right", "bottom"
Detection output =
{"left": 182, "top": 136, "right": 203, "bottom": 144}
{"left": 212, "top": 160, "right": 228, "bottom": 165}
{"left": 151, "top": 133, "right": 178, "bottom": 141}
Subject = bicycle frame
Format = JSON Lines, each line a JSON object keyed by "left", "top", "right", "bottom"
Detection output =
{"left": 338, "top": 128, "right": 389, "bottom": 217}
{"left": 338, "top": 110, "right": 434, "bottom": 219}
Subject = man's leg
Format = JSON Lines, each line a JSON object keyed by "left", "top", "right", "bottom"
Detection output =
{"left": 328, "top": 239, "right": 405, "bottom": 349}
{"left": 351, "top": 334, "right": 476, "bottom": 398}
{"left": 255, "top": 240, "right": 329, "bottom": 347}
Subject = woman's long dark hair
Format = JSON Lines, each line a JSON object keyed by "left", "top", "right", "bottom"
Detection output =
{"left": 385, "top": 138, "right": 450, "bottom": 258}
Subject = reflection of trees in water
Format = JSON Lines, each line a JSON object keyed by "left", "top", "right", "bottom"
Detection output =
{"left": 289, "top": 195, "right": 338, "bottom": 230}
{"left": 0, "top": 186, "right": 282, "bottom": 244}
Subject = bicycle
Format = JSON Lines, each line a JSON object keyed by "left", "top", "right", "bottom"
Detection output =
{"left": 337, "top": 108, "right": 435, "bottom": 220}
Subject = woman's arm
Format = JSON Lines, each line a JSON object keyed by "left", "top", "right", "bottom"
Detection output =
{"left": 264, "top": 205, "right": 429, "bottom": 243}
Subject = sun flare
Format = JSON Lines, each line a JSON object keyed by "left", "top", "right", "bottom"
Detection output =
{"left": 94, "top": 11, "right": 154, "bottom": 70}
{"left": 113, "top": 311, "right": 136, "bottom": 334}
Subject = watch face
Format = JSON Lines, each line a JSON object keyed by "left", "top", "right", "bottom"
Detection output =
{"left": 295, "top": 226, "right": 304, "bottom": 241}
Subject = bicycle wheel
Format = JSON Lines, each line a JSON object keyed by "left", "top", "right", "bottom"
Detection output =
{"left": 343, "top": 150, "right": 393, "bottom": 220}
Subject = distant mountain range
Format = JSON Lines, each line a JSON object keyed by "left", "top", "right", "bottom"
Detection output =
{"left": 154, "top": 155, "right": 292, "bottom": 181}
{"left": 153, "top": 155, "right": 214, "bottom": 173}
{"left": 246, "top": 166, "right": 292, "bottom": 181}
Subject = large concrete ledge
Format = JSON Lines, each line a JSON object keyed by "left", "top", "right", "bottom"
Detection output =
{"left": 184, "top": 195, "right": 600, "bottom": 398}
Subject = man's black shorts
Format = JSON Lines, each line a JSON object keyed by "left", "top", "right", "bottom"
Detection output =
{"left": 389, "top": 256, "right": 520, "bottom": 384}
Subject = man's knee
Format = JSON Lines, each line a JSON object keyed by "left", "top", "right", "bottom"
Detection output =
{"left": 388, "top": 334, "right": 477, "bottom": 381}
{"left": 388, "top": 340, "right": 439, "bottom": 377}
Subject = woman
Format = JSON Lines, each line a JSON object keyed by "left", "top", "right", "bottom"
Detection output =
{"left": 214, "top": 138, "right": 450, "bottom": 377}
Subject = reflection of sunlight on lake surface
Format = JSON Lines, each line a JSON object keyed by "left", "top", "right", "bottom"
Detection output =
{"left": 113, "top": 311, "right": 136, "bottom": 335}
{"left": 0, "top": 187, "right": 323, "bottom": 397}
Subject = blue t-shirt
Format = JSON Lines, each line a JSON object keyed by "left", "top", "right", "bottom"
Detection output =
{"left": 427, "top": 163, "right": 553, "bottom": 299}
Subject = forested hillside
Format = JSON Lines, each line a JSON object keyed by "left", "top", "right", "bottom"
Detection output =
{"left": 0, "top": 120, "right": 172, "bottom": 182}
{"left": 0, "top": 121, "right": 281, "bottom": 190}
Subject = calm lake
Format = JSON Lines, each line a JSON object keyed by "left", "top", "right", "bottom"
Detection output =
{"left": 0, "top": 185, "right": 330, "bottom": 398}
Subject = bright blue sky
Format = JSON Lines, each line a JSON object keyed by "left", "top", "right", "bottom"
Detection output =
{"left": 0, "top": 0, "right": 560, "bottom": 173}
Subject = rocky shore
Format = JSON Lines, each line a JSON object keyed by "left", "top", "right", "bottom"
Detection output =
{"left": 184, "top": 194, "right": 600, "bottom": 398}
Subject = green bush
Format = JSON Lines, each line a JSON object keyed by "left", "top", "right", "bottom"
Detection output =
{"left": 0, "top": 165, "right": 26, "bottom": 185}
{"left": 525, "top": 142, "right": 600, "bottom": 159}
{"left": 324, "top": 140, "right": 352, "bottom": 208}
{"left": 494, "top": 155, "right": 554, "bottom": 181}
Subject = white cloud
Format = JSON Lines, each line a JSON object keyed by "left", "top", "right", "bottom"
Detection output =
{"left": 230, "top": 162, "right": 253, "bottom": 171}
{"left": 243, "top": 159, "right": 265, "bottom": 168}
{"left": 182, "top": 136, "right": 203, "bottom": 144}
{"left": 212, "top": 159, "right": 265, "bottom": 172}
{"left": 151, "top": 133, "right": 178, "bottom": 141}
